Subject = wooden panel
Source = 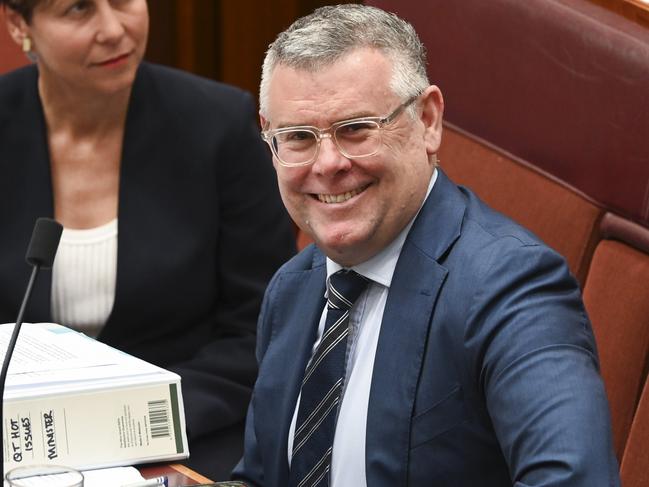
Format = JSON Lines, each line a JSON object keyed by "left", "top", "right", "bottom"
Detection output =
{"left": 146, "top": 0, "right": 178, "bottom": 70}
{"left": 220, "top": 0, "right": 359, "bottom": 96}
{"left": 146, "top": 0, "right": 359, "bottom": 99}
{"left": 219, "top": 0, "right": 300, "bottom": 98}
{"left": 147, "top": 0, "right": 219, "bottom": 80}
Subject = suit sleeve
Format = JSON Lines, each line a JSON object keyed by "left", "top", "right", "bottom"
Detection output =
{"left": 167, "top": 91, "right": 296, "bottom": 441}
{"left": 230, "top": 269, "right": 283, "bottom": 486}
{"left": 466, "top": 242, "right": 620, "bottom": 486}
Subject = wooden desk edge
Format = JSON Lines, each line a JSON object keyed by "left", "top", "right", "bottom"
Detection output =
{"left": 139, "top": 463, "right": 213, "bottom": 486}
{"left": 168, "top": 463, "right": 213, "bottom": 483}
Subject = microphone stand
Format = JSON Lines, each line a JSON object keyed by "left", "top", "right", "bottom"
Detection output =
{"left": 0, "top": 263, "right": 41, "bottom": 482}
{"left": 1, "top": 217, "right": 62, "bottom": 482}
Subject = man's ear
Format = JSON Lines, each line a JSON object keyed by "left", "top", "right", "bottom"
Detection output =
{"left": 419, "top": 85, "right": 444, "bottom": 155}
{"left": 4, "top": 7, "right": 30, "bottom": 48}
{"left": 259, "top": 113, "right": 279, "bottom": 169}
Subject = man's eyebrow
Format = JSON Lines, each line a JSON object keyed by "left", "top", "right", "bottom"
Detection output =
{"left": 337, "top": 110, "right": 378, "bottom": 121}
{"left": 272, "top": 111, "right": 380, "bottom": 130}
{"left": 272, "top": 121, "right": 313, "bottom": 130}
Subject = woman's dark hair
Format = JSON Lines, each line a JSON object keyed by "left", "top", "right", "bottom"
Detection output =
{"left": 0, "top": 0, "right": 43, "bottom": 23}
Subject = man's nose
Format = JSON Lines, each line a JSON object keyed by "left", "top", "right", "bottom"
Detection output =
{"left": 312, "top": 135, "right": 352, "bottom": 176}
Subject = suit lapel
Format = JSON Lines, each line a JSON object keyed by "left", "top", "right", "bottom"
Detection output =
{"left": 19, "top": 67, "right": 55, "bottom": 322}
{"left": 366, "top": 170, "right": 465, "bottom": 485}
{"left": 260, "top": 251, "right": 327, "bottom": 486}
{"left": 100, "top": 64, "right": 145, "bottom": 338}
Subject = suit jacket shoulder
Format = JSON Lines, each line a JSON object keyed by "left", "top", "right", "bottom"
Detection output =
{"left": 134, "top": 63, "right": 254, "bottom": 121}
{"left": 0, "top": 65, "right": 38, "bottom": 120}
{"left": 236, "top": 169, "right": 619, "bottom": 487}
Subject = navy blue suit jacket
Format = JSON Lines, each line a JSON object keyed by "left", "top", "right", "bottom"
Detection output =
{"left": 233, "top": 170, "right": 619, "bottom": 486}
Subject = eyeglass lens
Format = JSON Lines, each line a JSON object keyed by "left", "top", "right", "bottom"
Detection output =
{"left": 272, "top": 120, "right": 381, "bottom": 165}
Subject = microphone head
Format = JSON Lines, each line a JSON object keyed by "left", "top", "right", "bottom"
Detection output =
{"left": 25, "top": 218, "right": 63, "bottom": 268}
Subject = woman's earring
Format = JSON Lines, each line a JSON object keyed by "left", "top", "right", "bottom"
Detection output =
{"left": 22, "top": 36, "right": 31, "bottom": 53}
{"left": 21, "top": 36, "right": 38, "bottom": 62}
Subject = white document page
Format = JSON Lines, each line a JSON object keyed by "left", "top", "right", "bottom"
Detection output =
{"left": 0, "top": 323, "right": 167, "bottom": 395}
{"left": 0, "top": 323, "right": 188, "bottom": 472}
{"left": 2, "top": 466, "right": 145, "bottom": 487}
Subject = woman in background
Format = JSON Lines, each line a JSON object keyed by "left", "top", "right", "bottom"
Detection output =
{"left": 0, "top": 0, "right": 295, "bottom": 479}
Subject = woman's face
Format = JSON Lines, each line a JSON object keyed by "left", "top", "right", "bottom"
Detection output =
{"left": 14, "top": 0, "right": 149, "bottom": 96}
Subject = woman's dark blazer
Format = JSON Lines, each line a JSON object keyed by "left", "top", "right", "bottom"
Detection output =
{"left": 0, "top": 62, "right": 296, "bottom": 479}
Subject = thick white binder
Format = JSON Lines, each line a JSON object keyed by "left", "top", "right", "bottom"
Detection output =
{"left": 0, "top": 323, "right": 189, "bottom": 471}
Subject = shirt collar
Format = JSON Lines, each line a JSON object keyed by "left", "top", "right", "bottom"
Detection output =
{"left": 326, "top": 168, "right": 438, "bottom": 288}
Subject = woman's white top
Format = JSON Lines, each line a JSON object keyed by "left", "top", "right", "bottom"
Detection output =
{"left": 51, "top": 219, "right": 118, "bottom": 337}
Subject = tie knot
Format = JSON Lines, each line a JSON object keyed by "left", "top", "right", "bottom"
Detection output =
{"left": 327, "top": 270, "right": 369, "bottom": 310}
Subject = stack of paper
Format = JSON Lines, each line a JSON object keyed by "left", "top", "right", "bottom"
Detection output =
{"left": 2, "top": 466, "right": 146, "bottom": 487}
{"left": 0, "top": 323, "right": 189, "bottom": 472}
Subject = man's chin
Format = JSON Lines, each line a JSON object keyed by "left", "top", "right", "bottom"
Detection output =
{"left": 313, "top": 231, "right": 370, "bottom": 267}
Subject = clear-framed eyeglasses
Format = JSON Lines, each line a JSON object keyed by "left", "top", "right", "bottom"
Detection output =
{"left": 261, "top": 92, "right": 421, "bottom": 167}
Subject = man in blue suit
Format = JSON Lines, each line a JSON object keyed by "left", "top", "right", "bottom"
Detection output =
{"left": 231, "top": 5, "right": 620, "bottom": 486}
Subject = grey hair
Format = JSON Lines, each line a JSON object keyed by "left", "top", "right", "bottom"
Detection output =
{"left": 259, "top": 4, "right": 429, "bottom": 119}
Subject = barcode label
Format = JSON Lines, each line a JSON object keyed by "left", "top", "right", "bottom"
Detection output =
{"left": 148, "top": 399, "right": 171, "bottom": 439}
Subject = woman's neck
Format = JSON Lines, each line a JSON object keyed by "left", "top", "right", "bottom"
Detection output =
{"left": 38, "top": 72, "right": 131, "bottom": 137}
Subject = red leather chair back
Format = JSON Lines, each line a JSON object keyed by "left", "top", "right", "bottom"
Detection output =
{"left": 368, "top": 0, "right": 649, "bottom": 228}
{"left": 0, "top": 9, "right": 29, "bottom": 74}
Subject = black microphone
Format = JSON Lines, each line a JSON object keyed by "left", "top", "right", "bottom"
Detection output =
{"left": 0, "top": 218, "right": 63, "bottom": 480}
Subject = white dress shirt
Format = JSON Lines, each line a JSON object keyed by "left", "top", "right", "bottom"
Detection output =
{"left": 288, "top": 169, "right": 438, "bottom": 486}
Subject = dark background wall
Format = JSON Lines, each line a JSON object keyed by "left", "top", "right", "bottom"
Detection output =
{"left": 3, "top": 0, "right": 646, "bottom": 98}
{"left": 146, "top": 0, "right": 358, "bottom": 101}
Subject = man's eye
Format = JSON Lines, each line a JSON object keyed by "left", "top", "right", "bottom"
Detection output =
{"left": 341, "top": 122, "right": 373, "bottom": 132}
{"left": 284, "top": 131, "right": 313, "bottom": 142}
{"left": 337, "top": 122, "right": 376, "bottom": 137}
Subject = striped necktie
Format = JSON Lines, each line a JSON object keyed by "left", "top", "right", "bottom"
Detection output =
{"left": 289, "top": 269, "right": 369, "bottom": 487}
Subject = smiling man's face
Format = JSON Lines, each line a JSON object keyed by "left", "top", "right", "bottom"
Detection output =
{"left": 262, "top": 48, "right": 443, "bottom": 266}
